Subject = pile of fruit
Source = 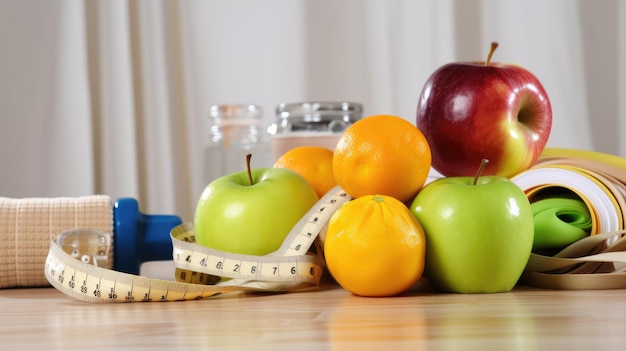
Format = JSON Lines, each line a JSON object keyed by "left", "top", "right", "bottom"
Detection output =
{"left": 194, "top": 42, "right": 554, "bottom": 296}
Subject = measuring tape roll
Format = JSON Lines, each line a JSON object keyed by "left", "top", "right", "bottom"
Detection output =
{"left": 44, "top": 186, "right": 352, "bottom": 303}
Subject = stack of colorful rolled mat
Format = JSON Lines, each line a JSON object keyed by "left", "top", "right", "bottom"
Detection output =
{"left": 511, "top": 148, "right": 626, "bottom": 289}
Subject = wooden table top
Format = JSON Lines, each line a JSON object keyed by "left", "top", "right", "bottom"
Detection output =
{"left": 2, "top": 277, "right": 626, "bottom": 350}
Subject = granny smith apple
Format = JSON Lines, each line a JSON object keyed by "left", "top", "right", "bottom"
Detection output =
{"left": 194, "top": 155, "right": 319, "bottom": 256}
{"left": 410, "top": 161, "right": 534, "bottom": 293}
{"left": 416, "top": 42, "right": 552, "bottom": 178}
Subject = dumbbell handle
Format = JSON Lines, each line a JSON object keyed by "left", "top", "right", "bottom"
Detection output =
{"left": 113, "top": 198, "right": 182, "bottom": 275}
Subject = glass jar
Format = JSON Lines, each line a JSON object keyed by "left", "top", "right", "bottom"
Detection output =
{"left": 203, "top": 104, "right": 272, "bottom": 184}
{"left": 267, "top": 101, "right": 363, "bottom": 161}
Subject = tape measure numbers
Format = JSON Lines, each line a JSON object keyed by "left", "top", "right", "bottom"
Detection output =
{"left": 44, "top": 186, "right": 352, "bottom": 303}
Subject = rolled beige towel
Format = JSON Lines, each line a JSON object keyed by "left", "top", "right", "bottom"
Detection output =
{"left": 0, "top": 196, "right": 113, "bottom": 288}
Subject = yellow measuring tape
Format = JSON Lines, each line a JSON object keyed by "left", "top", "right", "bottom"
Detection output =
{"left": 44, "top": 187, "right": 352, "bottom": 303}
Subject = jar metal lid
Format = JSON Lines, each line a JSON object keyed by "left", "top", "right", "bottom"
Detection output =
{"left": 275, "top": 102, "right": 362, "bottom": 121}
{"left": 209, "top": 104, "right": 262, "bottom": 127}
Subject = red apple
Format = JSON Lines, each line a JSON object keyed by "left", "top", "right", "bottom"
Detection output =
{"left": 416, "top": 42, "right": 552, "bottom": 178}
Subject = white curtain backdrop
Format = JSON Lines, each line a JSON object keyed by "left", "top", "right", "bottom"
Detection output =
{"left": 1, "top": 0, "right": 624, "bottom": 222}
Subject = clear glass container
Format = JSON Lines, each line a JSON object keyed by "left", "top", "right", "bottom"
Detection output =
{"left": 203, "top": 104, "right": 272, "bottom": 184}
{"left": 267, "top": 101, "right": 363, "bottom": 161}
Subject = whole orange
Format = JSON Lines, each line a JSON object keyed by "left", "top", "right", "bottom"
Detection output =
{"left": 332, "top": 114, "right": 431, "bottom": 203}
{"left": 324, "top": 194, "right": 426, "bottom": 297}
{"left": 273, "top": 146, "right": 336, "bottom": 198}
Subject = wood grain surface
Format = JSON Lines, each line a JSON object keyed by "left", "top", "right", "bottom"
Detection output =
{"left": 2, "top": 278, "right": 626, "bottom": 350}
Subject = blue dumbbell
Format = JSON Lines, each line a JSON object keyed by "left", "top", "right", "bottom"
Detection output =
{"left": 112, "top": 198, "right": 182, "bottom": 275}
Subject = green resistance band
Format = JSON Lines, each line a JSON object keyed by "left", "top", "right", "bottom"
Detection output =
{"left": 531, "top": 196, "right": 592, "bottom": 250}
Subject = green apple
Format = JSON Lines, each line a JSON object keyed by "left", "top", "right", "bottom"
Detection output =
{"left": 410, "top": 161, "right": 534, "bottom": 293}
{"left": 194, "top": 155, "right": 319, "bottom": 256}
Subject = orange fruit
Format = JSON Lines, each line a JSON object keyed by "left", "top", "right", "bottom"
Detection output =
{"left": 332, "top": 114, "right": 431, "bottom": 203}
{"left": 323, "top": 194, "right": 426, "bottom": 297}
{"left": 273, "top": 146, "right": 336, "bottom": 198}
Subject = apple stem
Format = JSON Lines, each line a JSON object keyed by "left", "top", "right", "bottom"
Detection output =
{"left": 245, "top": 153, "right": 254, "bottom": 186}
{"left": 473, "top": 159, "right": 490, "bottom": 185}
{"left": 485, "top": 42, "right": 499, "bottom": 66}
